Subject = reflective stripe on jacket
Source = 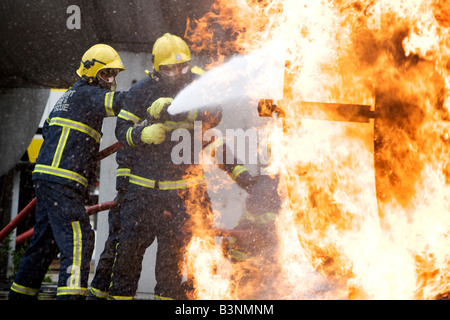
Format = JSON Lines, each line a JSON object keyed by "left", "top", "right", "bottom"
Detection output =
{"left": 32, "top": 80, "right": 126, "bottom": 191}
{"left": 115, "top": 68, "right": 222, "bottom": 192}
{"left": 128, "top": 174, "right": 207, "bottom": 190}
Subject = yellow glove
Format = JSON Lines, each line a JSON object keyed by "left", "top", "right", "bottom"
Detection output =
{"left": 141, "top": 123, "right": 168, "bottom": 145}
{"left": 147, "top": 97, "right": 173, "bottom": 119}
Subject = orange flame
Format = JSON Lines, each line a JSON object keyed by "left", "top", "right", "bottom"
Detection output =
{"left": 179, "top": 165, "right": 234, "bottom": 300}
{"left": 182, "top": 0, "right": 450, "bottom": 300}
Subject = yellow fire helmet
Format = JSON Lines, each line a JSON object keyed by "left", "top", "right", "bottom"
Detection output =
{"left": 76, "top": 44, "right": 125, "bottom": 79}
{"left": 152, "top": 33, "right": 191, "bottom": 72}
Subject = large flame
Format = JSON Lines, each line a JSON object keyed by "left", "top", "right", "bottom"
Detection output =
{"left": 181, "top": 0, "right": 450, "bottom": 299}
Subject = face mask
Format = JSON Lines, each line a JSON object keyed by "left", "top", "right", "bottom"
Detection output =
{"left": 159, "top": 63, "right": 191, "bottom": 90}
{"left": 159, "top": 62, "right": 190, "bottom": 77}
{"left": 160, "top": 73, "right": 190, "bottom": 92}
{"left": 97, "top": 69, "right": 119, "bottom": 91}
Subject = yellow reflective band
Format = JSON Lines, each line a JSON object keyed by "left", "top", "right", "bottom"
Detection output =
{"left": 240, "top": 209, "right": 254, "bottom": 223}
{"left": 10, "top": 282, "right": 39, "bottom": 296}
{"left": 49, "top": 117, "right": 102, "bottom": 143}
{"left": 129, "top": 175, "right": 206, "bottom": 190}
{"left": 108, "top": 242, "right": 119, "bottom": 293}
{"left": 104, "top": 92, "right": 115, "bottom": 117}
{"left": 57, "top": 287, "right": 88, "bottom": 296}
{"left": 51, "top": 126, "right": 70, "bottom": 167}
{"left": 213, "top": 138, "right": 225, "bottom": 149}
{"left": 154, "top": 295, "right": 174, "bottom": 300}
{"left": 230, "top": 249, "right": 252, "bottom": 261}
{"left": 186, "top": 109, "right": 198, "bottom": 122}
{"left": 118, "top": 109, "right": 141, "bottom": 124}
{"left": 108, "top": 295, "right": 133, "bottom": 300}
{"left": 129, "top": 175, "right": 156, "bottom": 188}
{"left": 126, "top": 127, "right": 136, "bottom": 147}
{"left": 70, "top": 221, "right": 82, "bottom": 288}
{"left": 239, "top": 210, "right": 277, "bottom": 227}
{"left": 203, "top": 137, "right": 225, "bottom": 160}
{"left": 89, "top": 287, "right": 109, "bottom": 299}
{"left": 231, "top": 165, "right": 247, "bottom": 181}
{"left": 55, "top": 222, "right": 87, "bottom": 297}
{"left": 34, "top": 164, "right": 88, "bottom": 187}
{"left": 158, "top": 176, "right": 206, "bottom": 190}
{"left": 254, "top": 212, "right": 277, "bottom": 226}
{"left": 116, "top": 168, "right": 131, "bottom": 177}
{"left": 164, "top": 121, "right": 194, "bottom": 131}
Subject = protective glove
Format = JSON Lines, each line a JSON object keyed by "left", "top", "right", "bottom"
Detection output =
{"left": 141, "top": 123, "right": 168, "bottom": 145}
{"left": 147, "top": 97, "right": 173, "bottom": 119}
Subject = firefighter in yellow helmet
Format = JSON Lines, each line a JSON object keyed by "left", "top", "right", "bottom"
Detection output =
{"left": 9, "top": 44, "right": 127, "bottom": 300}
{"left": 108, "top": 34, "right": 223, "bottom": 300}
{"left": 77, "top": 44, "right": 125, "bottom": 91}
{"left": 151, "top": 33, "right": 193, "bottom": 87}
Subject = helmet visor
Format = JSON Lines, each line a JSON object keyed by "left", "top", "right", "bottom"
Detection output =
{"left": 97, "top": 68, "right": 119, "bottom": 83}
{"left": 159, "top": 62, "right": 190, "bottom": 77}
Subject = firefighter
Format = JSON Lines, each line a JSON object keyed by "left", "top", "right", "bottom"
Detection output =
{"left": 231, "top": 174, "right": 280, "bottom": 260}
{"left": 9, "top": 44, "right": 127, "bottom": 300}
{"left": 228, "top": 174, "right": 281, "bottom": 299}
{"left": 108, "top": 33, "right": 224, "bottom": 300}
{"left": 87, "top": 147, "right": 143, "bottom": 299}
{"left": 204, "top": 137, "right": 259, "bottom": 193}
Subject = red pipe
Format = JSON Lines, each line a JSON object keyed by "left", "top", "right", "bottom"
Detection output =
{"left": 0, "top": 198, "right": 36, "bottom": 244}
{"left": 15, "top": 201, "right": 117, "bottom": 245}
{"left": 86, "top": 201, "right": 116, "bottom": 215}
{"left": 15, "top": 228, "right": 34, "bottom": 246}
{"left": 96, "top": 142, "right": 122, "bottom": 161}
{"left": 0, "top": 142, "right": 122, "bottom": 245}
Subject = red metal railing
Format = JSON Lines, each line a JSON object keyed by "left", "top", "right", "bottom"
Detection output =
{"left": 14, "top": 201, "right": 116, "bottom": 245}
{"left": 0, "top": 142, "right": 122, "bottom": 245}
{"left": 0, "top": 198, "right": 37, "bottom": 245}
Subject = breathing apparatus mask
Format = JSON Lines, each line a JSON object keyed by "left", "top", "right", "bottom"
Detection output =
{"left": 97, "top": 68, "right": 119, "bottom": 91}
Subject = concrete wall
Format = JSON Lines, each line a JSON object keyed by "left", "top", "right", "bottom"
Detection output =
{"left": 0, "top": 88, "right": 50, "bottom": 177}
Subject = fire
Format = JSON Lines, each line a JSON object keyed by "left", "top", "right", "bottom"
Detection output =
{"left": 184, "top": 236, "right": 233, "bottom": 299}
{"left": 181, "top": 0, "right": 450, "bottom": 299}
{"left": 179, "top": 166, "right": 234, "bottom": 300}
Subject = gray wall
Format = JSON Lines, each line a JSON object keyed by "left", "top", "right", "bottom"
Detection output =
{"left": 0, "top": 88, "right": 50, "bottom": 177}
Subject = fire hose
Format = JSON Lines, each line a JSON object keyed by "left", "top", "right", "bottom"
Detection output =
{"left": 0, "top": 141, "right": 123, "bottom": 245}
